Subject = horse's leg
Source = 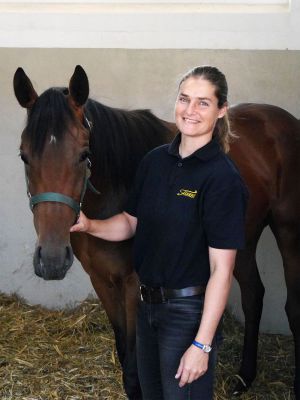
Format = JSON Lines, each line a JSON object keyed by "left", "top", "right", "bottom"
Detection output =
{"left": 89, "top": 269, "right": 142, "bottom": 400}
{"left": 269, "top": 218, "right": 300, "bottom": 399}
{"left": 122, "top": 270, "right": 142, "bottom": 399}
{"left": 232, "top": 231, "right": 266, "bottom": 395}
{"left": 72, "top": 235, "right": 142, "bottom": 400}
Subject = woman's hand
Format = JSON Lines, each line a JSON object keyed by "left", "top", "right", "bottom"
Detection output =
{"left": 175, "top": 345, "right": 209, "bottom": 387}
{"left": 70, "top": 211, "right": 136, "bottom": 241}
{"left": 70, "top": 211, "right": 91, "bottom": 233}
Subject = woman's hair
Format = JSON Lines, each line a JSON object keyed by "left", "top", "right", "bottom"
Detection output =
{"left": 179, "top": 65, "right": 236, "bottom": 153}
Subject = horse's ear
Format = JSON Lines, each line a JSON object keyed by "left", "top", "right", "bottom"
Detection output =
{"left": 69, "top": 65, "right": 89, "bottom": 107}
{"left": 13, "top": 67, "right": 38, "bottom": 109}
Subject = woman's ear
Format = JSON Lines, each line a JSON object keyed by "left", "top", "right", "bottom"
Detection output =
{"left": 218, "top": 103, "right": 228, "bottom": 119}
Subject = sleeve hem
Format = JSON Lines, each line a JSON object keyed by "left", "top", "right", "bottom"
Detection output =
{"left": 207, "top": 239, "right": 245, "bottom": 250}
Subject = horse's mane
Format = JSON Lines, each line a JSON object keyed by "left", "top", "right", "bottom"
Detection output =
{"left": 24, "top": 88, "right": 77, "bottom": 155}
{"left": 24, "top": 87, "right": 173, "bottom": 194}
{"left": 85, "top": 99, "right": 172, "bottom": 193}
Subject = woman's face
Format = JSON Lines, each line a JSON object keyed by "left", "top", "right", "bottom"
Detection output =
{"left": 175, "top": 76, "right": 227, "bottom": 142}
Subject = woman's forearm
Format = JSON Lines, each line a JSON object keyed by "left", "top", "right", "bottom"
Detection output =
{"left": 195, "top": 269, "right": 233, "bottom": 345}
{"left": 70, "top": 211, "right": 137, "bottom": 241}
{"left": 195, "top": 248, "right": 236, "bottom": 346}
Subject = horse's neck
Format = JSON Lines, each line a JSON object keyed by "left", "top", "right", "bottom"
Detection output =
{"left": 86, "top": 100, "right": 176, "bottom": 215}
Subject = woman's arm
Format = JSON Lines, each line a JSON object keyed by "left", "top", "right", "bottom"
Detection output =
{"left": 175, "top": 247, "right": 236, "bottom": 387}
{"left": 70, "top": 211, "right": 137, "bottom": 241}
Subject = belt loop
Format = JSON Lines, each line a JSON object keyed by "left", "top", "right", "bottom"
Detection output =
{"left": 140, "top": 285, "right": 145, "bottom": 302}
{"left": 160, "top": 287, "right": 166, "bottom": 303}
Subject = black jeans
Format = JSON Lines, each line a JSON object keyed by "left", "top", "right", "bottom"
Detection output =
{"left": 136, "top": 295, "right": 220, "bottom": 400}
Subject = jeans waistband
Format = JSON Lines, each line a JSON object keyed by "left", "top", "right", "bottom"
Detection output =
{"left": 140, "top": 284, "right": 206, "bottom": 304}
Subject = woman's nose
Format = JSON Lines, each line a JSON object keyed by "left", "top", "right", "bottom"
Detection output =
{"left": 186, "top": 100, "right": 197, "bottom": 114}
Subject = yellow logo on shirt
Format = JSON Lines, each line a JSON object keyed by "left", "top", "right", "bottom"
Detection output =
{"left": 177, "top": 189, "right": 198, "bottom": 199}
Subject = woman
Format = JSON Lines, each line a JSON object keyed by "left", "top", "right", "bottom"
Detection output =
{"left": 70, "top": 65, "right": 248, "bottom": 399}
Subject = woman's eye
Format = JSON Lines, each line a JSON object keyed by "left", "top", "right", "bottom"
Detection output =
{"left": 199, "top": 101, "right": 209, "bottom": 107}
{"left": 179, "top": 96, "right": 188, "bottom": 103}
{"left": 19, "top": 152, "right": 29, "bottom": 164}
{"left": 79, "top": 150, "right": 91, "bottom": 163}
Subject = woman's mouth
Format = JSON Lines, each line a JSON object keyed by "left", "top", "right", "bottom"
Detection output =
{"left": 183, "top": 117, "right": 200, "bottom": 124}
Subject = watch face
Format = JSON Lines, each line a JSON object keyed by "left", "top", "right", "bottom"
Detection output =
{"left": 203, "top": 344, "right": 212, "bottom": 353}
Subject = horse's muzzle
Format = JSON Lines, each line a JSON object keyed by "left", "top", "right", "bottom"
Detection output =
{"left": 33, "top": 244, "right": 74, "bottom": 280}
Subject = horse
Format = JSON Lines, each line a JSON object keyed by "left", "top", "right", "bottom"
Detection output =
{"left": 13, "top": 65, "right": 300, "bottom": 399}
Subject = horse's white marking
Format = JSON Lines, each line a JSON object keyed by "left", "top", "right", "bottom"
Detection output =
{"left": 49, "top": 135, "right": 57, "bottom": 145}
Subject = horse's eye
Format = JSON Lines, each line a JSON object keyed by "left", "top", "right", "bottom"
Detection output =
{"left": 19, "top": 152, "right": 29, "bottom": 165}
{"left": 79, "top": 150, "right": 91, "bottom": 163}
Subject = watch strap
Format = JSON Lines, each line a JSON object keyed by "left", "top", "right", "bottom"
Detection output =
{"left": 192, "top": 340, "right": 212, "bottom": 353}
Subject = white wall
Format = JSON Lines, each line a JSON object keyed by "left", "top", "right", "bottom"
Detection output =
{"left": 0, "top": 0, "right": 298, "bottom": 49}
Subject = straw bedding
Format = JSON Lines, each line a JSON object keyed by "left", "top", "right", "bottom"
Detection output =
{"left": 0, "top": 293, "right": 294, "bottom": 399}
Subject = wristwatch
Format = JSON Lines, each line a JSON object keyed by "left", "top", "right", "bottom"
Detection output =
{"left": 192, "top": 340, "right": 212, "bottom": 353}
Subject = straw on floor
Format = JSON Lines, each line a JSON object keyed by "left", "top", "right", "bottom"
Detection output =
{"left": 0, "top": 293, "right": 294, "bottom": 399}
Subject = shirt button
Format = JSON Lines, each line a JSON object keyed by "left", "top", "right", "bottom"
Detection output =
{"left": 177, "top": 162, "right": 183, "bottom": 167}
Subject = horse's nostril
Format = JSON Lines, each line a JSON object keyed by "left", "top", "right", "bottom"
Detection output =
{"left": 33, "top": 246, "right": 43, "bottom": 277}
{"left": 38, "top": 247, "right": 44, "bottom": 268}
{"left": 37, "top": 246, "right": 41, "bottom": 257}
{"left": 65, "top": 245, "right": 74, "bottom": 268}
{"left": 34, "top": 245, "right": 41, "bottom": 264}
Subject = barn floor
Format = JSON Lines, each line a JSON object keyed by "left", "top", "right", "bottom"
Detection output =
{"left": 0, "top": 293, "right": 294, "bottom": 399}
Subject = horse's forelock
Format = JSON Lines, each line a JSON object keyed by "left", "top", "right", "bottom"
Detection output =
{"left": 24, "top": 87, "right": 76, "bottom": 156}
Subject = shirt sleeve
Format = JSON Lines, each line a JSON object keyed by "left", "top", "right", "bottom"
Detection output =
{"left": 202, "top": 172, "right": 249, "bottom": 249}
{"left": 124, "top": 154, "right": 150, "bottom": 217}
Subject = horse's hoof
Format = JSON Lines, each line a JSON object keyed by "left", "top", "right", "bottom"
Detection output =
{"left": 231, "top": 375, "right": 250, "bottom": 397}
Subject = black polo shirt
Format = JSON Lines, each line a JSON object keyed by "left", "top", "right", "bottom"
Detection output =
{"left": 125, "top": 134, "right": 248, "bottom": 289}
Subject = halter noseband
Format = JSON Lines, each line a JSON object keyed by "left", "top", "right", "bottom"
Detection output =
{"left": 25, "top": 116, "right": 100, "bottom": 219}
{"left": 30, "top": 192, "right": 82, "bottom": 216}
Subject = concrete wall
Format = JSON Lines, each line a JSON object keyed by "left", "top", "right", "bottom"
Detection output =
{"left": 1, "top": 48, "right": 300, "bottom": 334}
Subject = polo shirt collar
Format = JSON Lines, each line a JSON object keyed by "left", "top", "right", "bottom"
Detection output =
{"left": 168, "top": 133, "right": 221, "bottom": 161}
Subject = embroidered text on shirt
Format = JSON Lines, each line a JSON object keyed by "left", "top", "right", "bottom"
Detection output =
{"left": 177, "top": 189, "right": 198, "bottom": 199}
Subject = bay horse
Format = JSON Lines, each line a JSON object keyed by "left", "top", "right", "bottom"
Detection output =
{"left": 13, "top": 65, "right": 300, "bottom": 399}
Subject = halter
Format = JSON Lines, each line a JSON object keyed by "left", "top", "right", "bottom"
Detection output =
{"left": 25, "top": 116, "right": 100, "bottom": 219}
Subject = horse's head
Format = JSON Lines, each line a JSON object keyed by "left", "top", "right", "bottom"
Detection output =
{"left": 14, "top": 65, "right": 91, "bottom": 280}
